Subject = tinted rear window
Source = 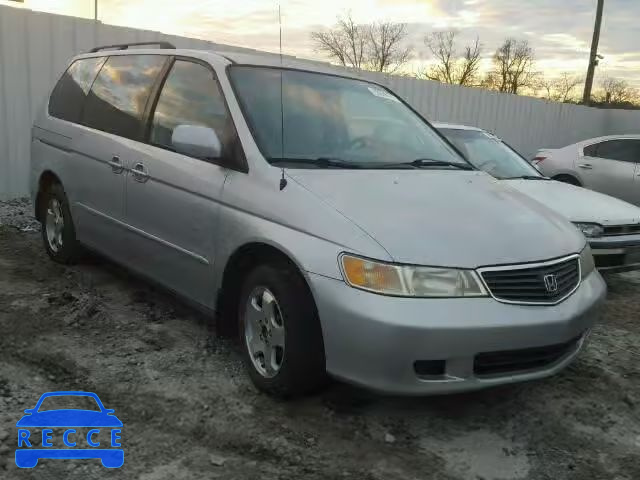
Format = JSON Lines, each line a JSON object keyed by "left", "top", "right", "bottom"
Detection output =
{"left": 592, "top": 139, "right": 639, "bottom": 163}
{"left": 583, "top": 143, "right": 598, "bottom": 157}
{"left": 81, "top": 55, "right": 166, "bottom": 140}
{"left": 48, "top": 57, "right": 107, "bottom": 123}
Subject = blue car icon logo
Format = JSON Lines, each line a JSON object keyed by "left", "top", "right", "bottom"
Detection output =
{"left": 15, "top": 391, "right": 123, "bottom": 468}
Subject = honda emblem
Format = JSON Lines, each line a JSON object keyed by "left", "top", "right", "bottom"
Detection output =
{"left": 543, "top": 274, "right": 558, "bottom": 293}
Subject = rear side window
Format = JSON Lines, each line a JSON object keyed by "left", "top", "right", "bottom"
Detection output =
{"left": 82, "top": 55, "right": 166, "bottom": 140}
{"left": 48, "top": 57, "right": 106, "bottom": 123}
{"left": 149, "top": 60, "right": 233, "bottom": 152}
{"left": 583, "top": 143, "right": 598, "bottom": 157}
{"left": 588, "top": 139, "right": 639, "bottom": 163}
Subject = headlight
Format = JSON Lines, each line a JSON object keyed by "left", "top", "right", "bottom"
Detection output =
{"left": 573, "top": 222, "right": 604, "bottom": 238}
{"left": 580, "top": 245, "right": 596, "bottom": 279}
{"left": 340, "top": 254, "right": 487, "bottom": 297}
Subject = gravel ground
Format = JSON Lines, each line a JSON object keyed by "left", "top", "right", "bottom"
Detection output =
{"left": 0, "top": 198, "right": 40, "bottom": 232}
{"left": 0, "top": 201, "right": 639, "bottom": 480}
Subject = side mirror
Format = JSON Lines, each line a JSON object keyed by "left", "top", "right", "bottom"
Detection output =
{"left": 172, "top": 125, "right": 222, "bottom": 160}
{"left": 104, "top": 409, "right": 115, "bottom": 415}
{"left": 24, "top": 409, "right": 34, "bottom": 414}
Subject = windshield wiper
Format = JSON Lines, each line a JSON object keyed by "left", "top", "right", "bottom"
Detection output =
{"left": 268, "top": 157, "right": 363, "bottom": 169}
{"left": 377, "top": 158, "right": 474, "bottom": 170}
{"left": 503, "top": 175, "right": 549, "bottom": 180}
{"left": 268, "top": 157, "right": 474, "bottom": 171}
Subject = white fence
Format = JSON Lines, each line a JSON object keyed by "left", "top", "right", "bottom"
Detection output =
{"left": 1, "top": 5, "right": 640, "bottom": 199}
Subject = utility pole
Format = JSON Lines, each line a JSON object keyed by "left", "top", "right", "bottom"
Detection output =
{"left": 582, "top": 0, "right": 604, "bottom": 105}
{"left": 94, "top": 0, "right": 98, "bottom": 21}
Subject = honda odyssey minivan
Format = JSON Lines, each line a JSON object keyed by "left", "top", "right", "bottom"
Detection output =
{"left": 31, "top": 43, "right": 606, "bottom": 396}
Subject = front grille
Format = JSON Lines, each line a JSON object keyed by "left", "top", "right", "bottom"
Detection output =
{"left": 602, "top": 224, "right": 640, "bottom": 236}
{"left": 474, "top": 336, "right": 582, "bottom": 376}
{"left": 480, "top": 256, "right": 580, "bottom": 304}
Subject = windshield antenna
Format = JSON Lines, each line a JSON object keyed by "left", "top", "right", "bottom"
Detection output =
{"left": 278, "top": 4, "right": 287, "bottom": 191}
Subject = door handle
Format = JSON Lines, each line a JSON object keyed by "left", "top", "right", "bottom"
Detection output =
{"left": 131, "top": 162, "right": 150, "bottom": 183}
{"left": 577, "top": 163, "right": 593, "bottom": 169}
{"left": 107, "top": 155, "right": 124, "bottom": 174}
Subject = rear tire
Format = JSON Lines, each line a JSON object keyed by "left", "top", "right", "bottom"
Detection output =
{"left": 39, "top": 183, "right": 82, "bottom": 264}
{"left": 553, "top": 174, "right": 581, "bottom": 186}
{"left": 238, "top": 262, "right": 327, "bottom": 397}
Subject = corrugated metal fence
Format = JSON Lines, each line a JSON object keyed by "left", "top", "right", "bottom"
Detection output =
{"left": 1, "top": 5, "right": 640, "bottom": 199}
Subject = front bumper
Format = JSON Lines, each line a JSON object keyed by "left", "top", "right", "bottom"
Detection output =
{"left": 590, "top": 234, "right": 640, "bottom": 273}
{"left": 309, "top": 271, "right": 606, "bottom": 395}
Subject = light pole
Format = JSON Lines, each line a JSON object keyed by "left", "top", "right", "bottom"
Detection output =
{"left": 582, "top": 0, "right": 604, "bottom": 105}
{"left": 94, "top": 0, "right": 98, "bottom": 20}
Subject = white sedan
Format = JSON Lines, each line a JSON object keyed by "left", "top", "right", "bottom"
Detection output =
{"left": 435, "top": 123, "right": 640, "bottom": 273}
{"left": 531, "top": 134, "right": 640, "bottom": 207}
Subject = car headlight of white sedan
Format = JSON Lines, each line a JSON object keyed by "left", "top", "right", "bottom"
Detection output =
{"left": 573, "top": 222, "right": 604, "bottom": 238}
{"left": 340, "top": 254, "right": 488, "bottom": 297}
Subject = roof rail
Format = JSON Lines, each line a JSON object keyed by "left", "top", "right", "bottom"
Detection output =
{"left": 89, "top": 41, "right": 176, "bottom": 53}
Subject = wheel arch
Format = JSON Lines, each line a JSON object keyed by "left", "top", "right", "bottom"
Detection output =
{"left": 35, "top": 170, "right": 62, "bottom": 222}
{"left": 215, "top": 241, "right": 320, "bottom": 339}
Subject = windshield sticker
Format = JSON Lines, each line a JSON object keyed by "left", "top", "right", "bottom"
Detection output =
{"left": 368, "top": 86, "right": 400, "bottom": 102}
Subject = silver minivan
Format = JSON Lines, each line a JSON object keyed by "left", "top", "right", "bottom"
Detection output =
{"left": 31, "top": 43, "right": 606, "bottom": 396}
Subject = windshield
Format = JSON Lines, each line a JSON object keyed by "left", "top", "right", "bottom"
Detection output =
{"left": 229, "top": 66, "right": 468, "bottom": 169}
{"left": 38, "top": 395, "right": 100, "bottom": 412}
{"left": 439, "top": 128, "right": 542, "bottom": 179}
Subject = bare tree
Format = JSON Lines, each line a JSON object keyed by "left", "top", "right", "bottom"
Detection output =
{"left": 539, "top": 78, "right": 557, "bottom": 101}
{"left": 598, "top": 76, "right": 636, "bottom": 104}
{"left": 423, "top": 31, "right": 456, "bottom": 84}
{"left": 423, "top": 31, "right": 482, "bottom": 86}
{"left": 459, "top": 37, "right": 483, "bottom": 86}
{"left": 558, "top": 73, "right": 584, "bottom": 101}
{"left": 367, "top": 21, "right": 412, "bottom": 73}
{"left": 540, "top": 72, "right": 583, "bottom": 102}
{"left": 311, "top": 13, "right": 411, "bottom": 73}
{"left": 487, "top": 38, "right": 537, "bottom": 94}
{"left": 311, "top": 13, "right": 366, "bottom": 69}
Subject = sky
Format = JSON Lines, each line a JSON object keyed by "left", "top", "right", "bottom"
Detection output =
{"left": 2, "top": 0, "right": 639, "bottom": 89}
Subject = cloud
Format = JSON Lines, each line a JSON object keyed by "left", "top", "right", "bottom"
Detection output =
{"left": 541, "top": 34, "right": 590, "bottom": 53}
{"left": 3, "top": 0, "right": 638, "bottom": 86}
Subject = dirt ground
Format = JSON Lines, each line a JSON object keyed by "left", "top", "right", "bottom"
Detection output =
{"left": 0, "top": 203, "right": 639, "bottom": 480}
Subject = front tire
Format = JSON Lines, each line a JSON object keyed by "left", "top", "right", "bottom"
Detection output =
{"left": 238, "top": 262, "right": 327, "bottom": 397}
{"left": 39, "top": 183, "right": 82, "bottom": 264}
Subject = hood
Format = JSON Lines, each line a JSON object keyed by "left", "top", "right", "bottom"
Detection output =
{"left": 16, "top": 410, "right": 123, "bottom": 427}
{"left": 288, "top": 170, "right": 585, "bottom": 268}
{"left": 505, "top": 179, "right": 640, "bottom": 226}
